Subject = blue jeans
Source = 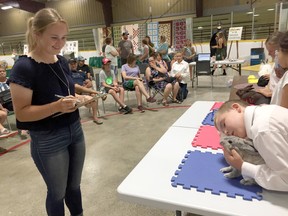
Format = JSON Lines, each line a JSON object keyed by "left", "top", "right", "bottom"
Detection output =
{"left": 30, "top": 120, "right": 85, "bottom": 216}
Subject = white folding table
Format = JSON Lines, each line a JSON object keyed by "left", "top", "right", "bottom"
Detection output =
{"left": 117, "top": 101, "right": 288, "bottom": 216}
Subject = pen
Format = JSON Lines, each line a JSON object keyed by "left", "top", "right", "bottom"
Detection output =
{"left": 55, "top": 94, "right": 66, "bottom": 99}
{"left": 55, "top": 94, "right": 81, "bottom": 103}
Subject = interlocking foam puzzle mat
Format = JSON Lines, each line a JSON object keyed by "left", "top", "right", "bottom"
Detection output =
{"left": 192, "top": 125, "right": 222, "bottom": 150}
{"left": 171, "top": 150, "right": 263, "bottom": 201}
{"left": 210, "top": 102, "right": 224, "bottom": 110}
{"left": 202, "top": 109, "right": 217, "bottom": 126}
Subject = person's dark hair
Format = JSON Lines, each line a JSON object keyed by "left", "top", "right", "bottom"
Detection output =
{"left": 145, "top": 35, "right": 153, "bottom": 46}
{"left": 26, "top": 8, "right": 67, "bottom": 52}
{"left": 142, "top": 39, "right": 148, "bottom": 45}
{"left": 127, "top": 54, "right": 137, "bottom": 65}
{"left": 105, "top": 37, "right": 112, "bottom": 45}
{"left": 154, "top": 52, "right": 162, "bottom": 59}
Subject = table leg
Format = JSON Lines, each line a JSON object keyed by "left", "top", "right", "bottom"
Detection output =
{"left": 239, "top": 64, "right": 242, "bottom": 76}
{"left": 176, "top": 210, "right": 182, "bottom": 216}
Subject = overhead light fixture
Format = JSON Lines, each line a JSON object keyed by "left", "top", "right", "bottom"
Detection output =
{"left": 254, "top": 14, "right": 260, "bottom": 17}
{"left": 246, "top": 11, "right": 253, "bottom": 14}
{"left": 198, "top": 26, "right": 203, "bottom": 30}
{"left": 267, "top": 8, "right": 274, "bottom": 11}
{"left": 1, "top": 5, "right": 13, "bottom": 10}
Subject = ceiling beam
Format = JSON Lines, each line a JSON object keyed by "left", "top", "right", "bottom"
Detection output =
{"left": 0, "top": 0, "right": 45, "bottom": 13}
{"left": 95, "top": 0, "right": 113, "bottom": 27}
{"left": 196, "top": 0, "right": 203, "bottom": 17}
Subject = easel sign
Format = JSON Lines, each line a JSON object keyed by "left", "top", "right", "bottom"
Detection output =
{"left": 227, "top": 27, "right": 243, "bottom": 59}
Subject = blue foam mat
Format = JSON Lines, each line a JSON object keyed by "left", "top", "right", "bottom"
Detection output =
{"left": 171, "top": 150, "right": 263, "bottom": 201}
{"left": 202, "top": 109, "right": 217, "bottom": 126}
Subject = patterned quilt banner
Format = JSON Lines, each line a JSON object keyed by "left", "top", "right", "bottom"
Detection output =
{"left": 147, "top": 22, "right": 159, "bottom": 49}
{"left": 173, "top": 19, "right": 186, "bottom": 51}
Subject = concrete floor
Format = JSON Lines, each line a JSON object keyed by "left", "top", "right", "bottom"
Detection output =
{"left": 0, "top": 68, "right": 253, "bottom": 216}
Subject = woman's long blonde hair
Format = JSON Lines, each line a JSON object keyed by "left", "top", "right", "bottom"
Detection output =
{"left": 217, "top": 31, "right": 227, "bottom": 47}
{"left": 26, "top": 8, "right": 68, "bottom": 51}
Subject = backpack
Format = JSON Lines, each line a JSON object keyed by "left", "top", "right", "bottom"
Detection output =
{"left": 176, "top": 83, "right": 188, "bottom": 102}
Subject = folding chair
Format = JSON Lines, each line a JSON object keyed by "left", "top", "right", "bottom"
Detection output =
{"left": 5, "top": 111, "right": 13, "bottom": 131}
{"left": 193, "top": 53, "right": 213, "bottom": 88}
{"left": 94, "top": 72, "right": 107, "bottom": 114}
{"left": 143, "top": 72, "right": 173, "bottom": 104}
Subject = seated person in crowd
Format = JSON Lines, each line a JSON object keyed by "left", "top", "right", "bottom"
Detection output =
{"left": 0, "top": 104, "right": 17, "bottom": 138}
{"left": 145, "top": 55, "right": 180, "bottom": 106}
{"left": 270, "top": 31, "right": 288, "bottom": 108}
{"left": 170, "top": 51, "right": 189, "bottom": 102}
{"left": 214, "top": 100, "right": 288, "bottom": 191}
{"left": 70, "top": 58, "right": 92, "bottom": 88}
{"left": 77, "top": 56, "right": 92, "bottom": 80}
{"left": 74, "top": 84, "right": 104, "bottom": 125}
{"left": 0, "top": 63, "right": 25, "bottom": 138}
{"left": 121, "top": 54, "right": 156, "bottom": 113}
{"left": 155, "top": 52, "right": 168, "bottom": 72}
{"left": 99, "top": 58, "right": 132, "bottom": 114}
{"left": 69, "top": 58, "right": 104, "bottom": 124}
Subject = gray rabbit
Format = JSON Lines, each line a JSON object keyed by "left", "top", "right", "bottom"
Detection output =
{"left": 220, "top": 135, "right": 265, "bottom": 185}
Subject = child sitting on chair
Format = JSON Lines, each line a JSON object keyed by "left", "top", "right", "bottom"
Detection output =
{"left": 99, "top": 58, "right": 132, "bottom": 114}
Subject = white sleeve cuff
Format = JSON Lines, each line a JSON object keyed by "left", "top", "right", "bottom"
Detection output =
{"left": 242, "top": 162, "right": 259, "bottom": 179}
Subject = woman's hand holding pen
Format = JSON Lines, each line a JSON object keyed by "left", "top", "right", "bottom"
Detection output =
{"left": 54, "top": 95, "right": 78, "bottom": 113}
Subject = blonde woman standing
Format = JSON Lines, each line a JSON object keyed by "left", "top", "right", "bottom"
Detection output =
{"left": 8, "top": 8, "right": 85, "bottom": 216}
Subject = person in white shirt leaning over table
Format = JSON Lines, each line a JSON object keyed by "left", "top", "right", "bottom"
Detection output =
{"left": 214, "top": 99, "right": 288, "bottom": 191}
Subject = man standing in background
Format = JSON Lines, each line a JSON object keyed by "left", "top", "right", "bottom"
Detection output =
{"left": 118, "top": 32, "right": 134, "bottom": 66}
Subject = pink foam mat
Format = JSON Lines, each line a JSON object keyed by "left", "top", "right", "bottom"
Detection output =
{"left": 210, "top": 102, "right": 224, "bottom": 110}
{"left": 192, "top": 125, "right": 222, "bottom": 150}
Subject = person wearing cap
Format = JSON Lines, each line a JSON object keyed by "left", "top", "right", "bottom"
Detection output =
{"left": 77, "top": 55, "right": 91, "bottom": 80}
{"left": 99, "top": 58, "right": 132, "bottom": 114}
{"left": 69, "top": 58, "right": 104, "bottom": 124}
{"left": 69, "top": 58, "right": 92, "bottom": 88}
{"left": 104, "top": 37, "right": 119, "bottom": 79}
{"left": 118, "top": 31, "right": 134, "bottom": 67}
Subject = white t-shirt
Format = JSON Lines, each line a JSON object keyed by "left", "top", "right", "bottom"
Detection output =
{"left": 105, "top": 45, "right": 118, "bottom": 66}
{"left": 270, "top": 70, "right": 288, "bottom": 105}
